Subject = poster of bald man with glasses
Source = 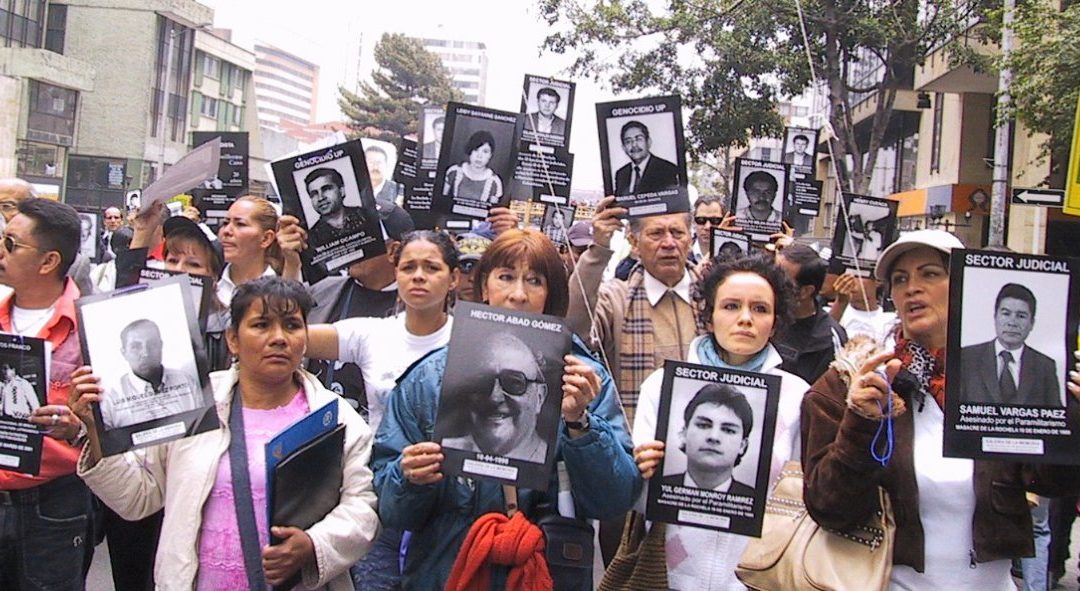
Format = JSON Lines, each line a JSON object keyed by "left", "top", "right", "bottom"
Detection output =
{"left": 434, "top": 302, "right": 571, "bottom": 489}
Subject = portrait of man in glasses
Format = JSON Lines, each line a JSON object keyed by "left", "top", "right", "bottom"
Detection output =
{"left": 441, "top": 332, "right": 550, "bottom": 462}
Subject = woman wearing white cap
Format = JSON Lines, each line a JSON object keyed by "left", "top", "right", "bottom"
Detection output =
{"left": 801, "top": 229, "right": 1080, "bottom": 589}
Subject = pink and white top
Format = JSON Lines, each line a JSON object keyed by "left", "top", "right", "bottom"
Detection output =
{"left": 196, "top": 389, "right": 313, "bottom": 590}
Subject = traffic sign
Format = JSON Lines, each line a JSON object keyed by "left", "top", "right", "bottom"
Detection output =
{"left": 1012, "top": 188, "right": 1065, "bottom": 207}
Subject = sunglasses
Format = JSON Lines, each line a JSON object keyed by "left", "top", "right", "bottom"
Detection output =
{"left": 695, "top": 216, "right": 724, "bottom": 226}
{"left": 1, "top": 234, "right": 43, "bottom": 254}
{"left": 480, "top": 369, "right": 546, "bottom": 397}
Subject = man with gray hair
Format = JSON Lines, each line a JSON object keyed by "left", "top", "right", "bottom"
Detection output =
{"left": 567, "top": 197, "right": 701, "bottom": 426}
{"left": 0, "top": 178, "right": 36, "bottom": 224}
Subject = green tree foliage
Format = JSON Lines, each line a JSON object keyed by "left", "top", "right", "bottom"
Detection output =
{"left": 339, "top": 33, "right": 462, "bottom": 143}
{"left": 1001, "top": 0, "right": 1080, "bottom": 172}
{"left": 540, "top": 0, "right": 980, "bottom": 194}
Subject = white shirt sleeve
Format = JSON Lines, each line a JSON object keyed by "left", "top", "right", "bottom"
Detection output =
{"left": 333, "top": 316, "right": 383, "bottom": 366}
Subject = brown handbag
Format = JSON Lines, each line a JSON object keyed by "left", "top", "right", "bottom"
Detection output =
{"left": 596, "top": 512, "right": 668, "bottom": 591}
{"left": 735, "top": 461, "right": 895, "bottom": 591}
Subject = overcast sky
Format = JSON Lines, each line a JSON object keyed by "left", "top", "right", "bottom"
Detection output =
{"left": 200, "top": 0, "right": 627, "bottom": 189}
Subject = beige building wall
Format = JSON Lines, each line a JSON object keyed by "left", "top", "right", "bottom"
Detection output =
{"left": 0, "top": 76, "right": 20, "bottom": 176}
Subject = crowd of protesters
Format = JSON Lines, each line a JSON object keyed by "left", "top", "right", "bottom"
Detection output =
{"left": 0, "top": 174, "right": 1079, "bottom": 591}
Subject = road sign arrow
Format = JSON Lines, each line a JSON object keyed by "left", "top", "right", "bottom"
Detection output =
{"left": 1012, "top": 188, "right": 1065, "bottom": 207}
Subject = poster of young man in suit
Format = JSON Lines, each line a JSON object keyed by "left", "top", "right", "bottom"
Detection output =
{"left": 944, "top": 249, "right": 1080, "bottom": 464}
{"left": 646, "top": 360, "right": 780, "bottom": 536}
{"left": 731, "top": 158, "right": 788, "bottom": 242}
{"left": 0, "top": 335, "right": 48, "bottom": 475}
{"left": 710, "top": 228, "right": 751, "bottom": 261}
{"left": 596, "top": 95, "right": 690, "bottom": 218}
{"left": 520, "top": 75, "right": 575, "bottom": 149}
{"left": 827, "top": 193, "right": 898, "bottom": 277}
{"left": 271, "top": 139, "right": 386, "bottom": 273}
{"left": 433, "top": 302, "right": 571, "bottom": 490}
{"left": 432, "top": 103, "right": 520, "bottom": 220}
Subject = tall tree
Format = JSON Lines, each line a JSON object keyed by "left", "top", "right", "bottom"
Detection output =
{"left": 540, "top": 0, "right": 984, "bottom": 195}
{"left": 994, "top": 0, "right": 1080, "bottom": 179}
{"left": 339, "top": 33, "right": 462, "bottom": 143}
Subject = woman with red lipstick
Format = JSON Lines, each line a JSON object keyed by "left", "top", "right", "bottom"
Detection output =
{"left": 370, "top": 229, "right": 639, "bottom": 590}
{"left": 628, "top": 253, "right": 810, "bottom": 590}
{"left": 71, "top": 277, "right": 379, "bottom": 590}
{"left": 217, "top": 196, "right": 282, "bottom": 306}
{"left": 801, "top": 229, "right": 1080, "bottom": 588}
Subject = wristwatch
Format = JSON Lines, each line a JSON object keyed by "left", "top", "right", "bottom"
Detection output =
{"left": 565, "top": 412, "right": 590, "bottom": 431}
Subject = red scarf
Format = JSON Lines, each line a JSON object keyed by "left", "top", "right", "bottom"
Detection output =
{"left": 445, "top": 511, "right": 553, "bottom": 591}
{"left": 894, "top": 336, "right": 946, "bottom": 408}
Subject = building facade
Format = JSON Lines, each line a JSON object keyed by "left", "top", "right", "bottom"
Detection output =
{"left": 418, "top": 36, "right": 488, "bottom": 105}
{"left": 253, "top": 42, "right": 318, "bottom": 128}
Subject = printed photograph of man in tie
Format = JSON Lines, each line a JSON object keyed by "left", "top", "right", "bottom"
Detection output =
{"left": 612, "top": 120, "right": 680, "bottom": 197}
{"left": 959, "top": 283, "right": 1062, "bottom": 407}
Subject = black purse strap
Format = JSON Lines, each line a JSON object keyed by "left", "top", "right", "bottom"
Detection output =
{"left": 229, "top": 386, "right": 268, "bottom": 590}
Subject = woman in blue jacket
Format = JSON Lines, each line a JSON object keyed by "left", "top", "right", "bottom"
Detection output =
{"left": 371, "top": 228, "right": 640, "bottom": 590}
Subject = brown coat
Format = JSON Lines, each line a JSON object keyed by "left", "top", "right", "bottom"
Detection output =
{"left": 800, "top": 368, "right": 1080, "bottom": 572}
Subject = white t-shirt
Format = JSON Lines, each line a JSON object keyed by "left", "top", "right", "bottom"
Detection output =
{"left": 889, "top": 400, "right": 1013, "bottom": 590}
{"left": 838, "top": 306, "right": 898, "bottom": 347}
{"left": 11, "top": 304, "right": 55, "bottom": 337}
{"left": 335, "top": 313, "right": 453, "bottom": 431}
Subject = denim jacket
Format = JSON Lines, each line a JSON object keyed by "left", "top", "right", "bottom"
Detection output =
{"left": 372, "top": 336, "right": 641, "bottom": 590}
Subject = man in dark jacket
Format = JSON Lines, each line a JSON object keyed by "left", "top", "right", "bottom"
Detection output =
{"left": 773, "top": 244, "right": 847, "bottom": 384}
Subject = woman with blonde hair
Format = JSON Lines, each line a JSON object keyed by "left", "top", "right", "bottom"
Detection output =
{"left": 217, "top": 195, "right": 283, "bottom": 306}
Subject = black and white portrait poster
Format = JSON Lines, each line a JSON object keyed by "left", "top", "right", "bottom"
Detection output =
{"left": 77, "top": 276, "right": 218, "bottom": 456}
{"left": 0, "top": 334, "right": 49, "bottom": 475}
{"left": 393, "top": 137, "right": 418, "bottom": 185}
{"left": 781, "top": 127, "right": 819, "bottom": 170}
{"left": 520, "top": 74, "right": 575, "bottom": 149}
{"left": 192, "top": 131, "right": 249, "bottom": 227}
{"left": 138, "top": 267, "right": 214, "bottom": 333}
{"left": 944, "top": 249, "right": 1080, "bottom": 464}
{"left": 360, "top": 138, "right": 399, "bottom": 203}
{"left": 646, "top": 361, "right": 780, "bottom": 536}
{"left": 541, "top": 204, "right": 576, "bottom": 245}
{"left": 433, "top": 103, "right": 520, "bottom": 220}
{"left": 419, "top": 105, "right": 447, "bottom": 170}
{"left": 596, "top": 95, "right": 690, "bottom": 218}
{"left": 732, "top": 158, "right": 788, "bottom": 242}
{"left": 827, "top": 194, "right": 898, "bottom": 277}
{"left": 711, "top": 228, "right": 751, "bottom": 260}
{"left": 433, "top": 302, "right": 571, "bottom": 490}
{"left": 271, "top": 139, "right": 386, "bottom": 272}
{"left": 77, "top": 211, "right": 97, "bottom": 260}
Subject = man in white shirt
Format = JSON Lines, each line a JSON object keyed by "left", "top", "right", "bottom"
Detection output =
{"left": 100, "top": 319, "right": 201, "bottom": 429}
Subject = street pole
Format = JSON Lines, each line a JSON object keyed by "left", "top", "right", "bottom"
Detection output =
{"left": 988, "top": 0, "right": 1014, "bottom": 247}
{"left": 157, "top": 28, "right": 177, "bottom": 180}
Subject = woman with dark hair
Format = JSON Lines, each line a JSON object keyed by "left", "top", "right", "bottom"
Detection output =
{"left": 306, "top": 230, "right": 460, "bottom": 431}
{"left": 630, "top": 253, "right": 811, "bottom": 590}
{"left": 802, "top": 230, "right": 1080, "bottom": 588}
{"left": 443, "top": 130, "right": 503, "bottom": 204}
{"left": 372, "top": 228, "right": 639, "bottom": 590}
{"left": 71, "top": 276, "right": 379, "bottom": 590}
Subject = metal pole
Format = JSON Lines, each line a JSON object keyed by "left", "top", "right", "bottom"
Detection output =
{"left": 988, "top": 0, "right": 1014, "bottom": 247}
{"left": 157, "top": 28, "right": 177, "bottom": 179}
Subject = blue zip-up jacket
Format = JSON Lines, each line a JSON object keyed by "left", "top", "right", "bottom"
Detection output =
{"left": 371, "top": 336, "right": 641, "bottom": 590}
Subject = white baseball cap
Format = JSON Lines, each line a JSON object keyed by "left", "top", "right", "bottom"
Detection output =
{"left": 874, "top": 229, "right": 965, "bottom": 281}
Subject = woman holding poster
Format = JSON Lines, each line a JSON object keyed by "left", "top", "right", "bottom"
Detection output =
{"left": 371, "top": 229, "right": 639, "bottom": 590}
{"left": 72, "top": 277, "right": 379, "bottom": 590}
{"left": 802, "top": 229, "right": 1080, "bottom": 589}
{"left": 629, "top": 254, "right": 810, "bottom": 590}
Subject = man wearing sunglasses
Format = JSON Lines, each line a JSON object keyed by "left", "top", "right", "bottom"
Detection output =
{"left": 442, "top": 332, "right": 550, "bottom": 463}
{"left": 0, "top": 197, "right": 95, "bottom": 591}
{"left": 692, "top": 194, "right": 726, "bottom": 263}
